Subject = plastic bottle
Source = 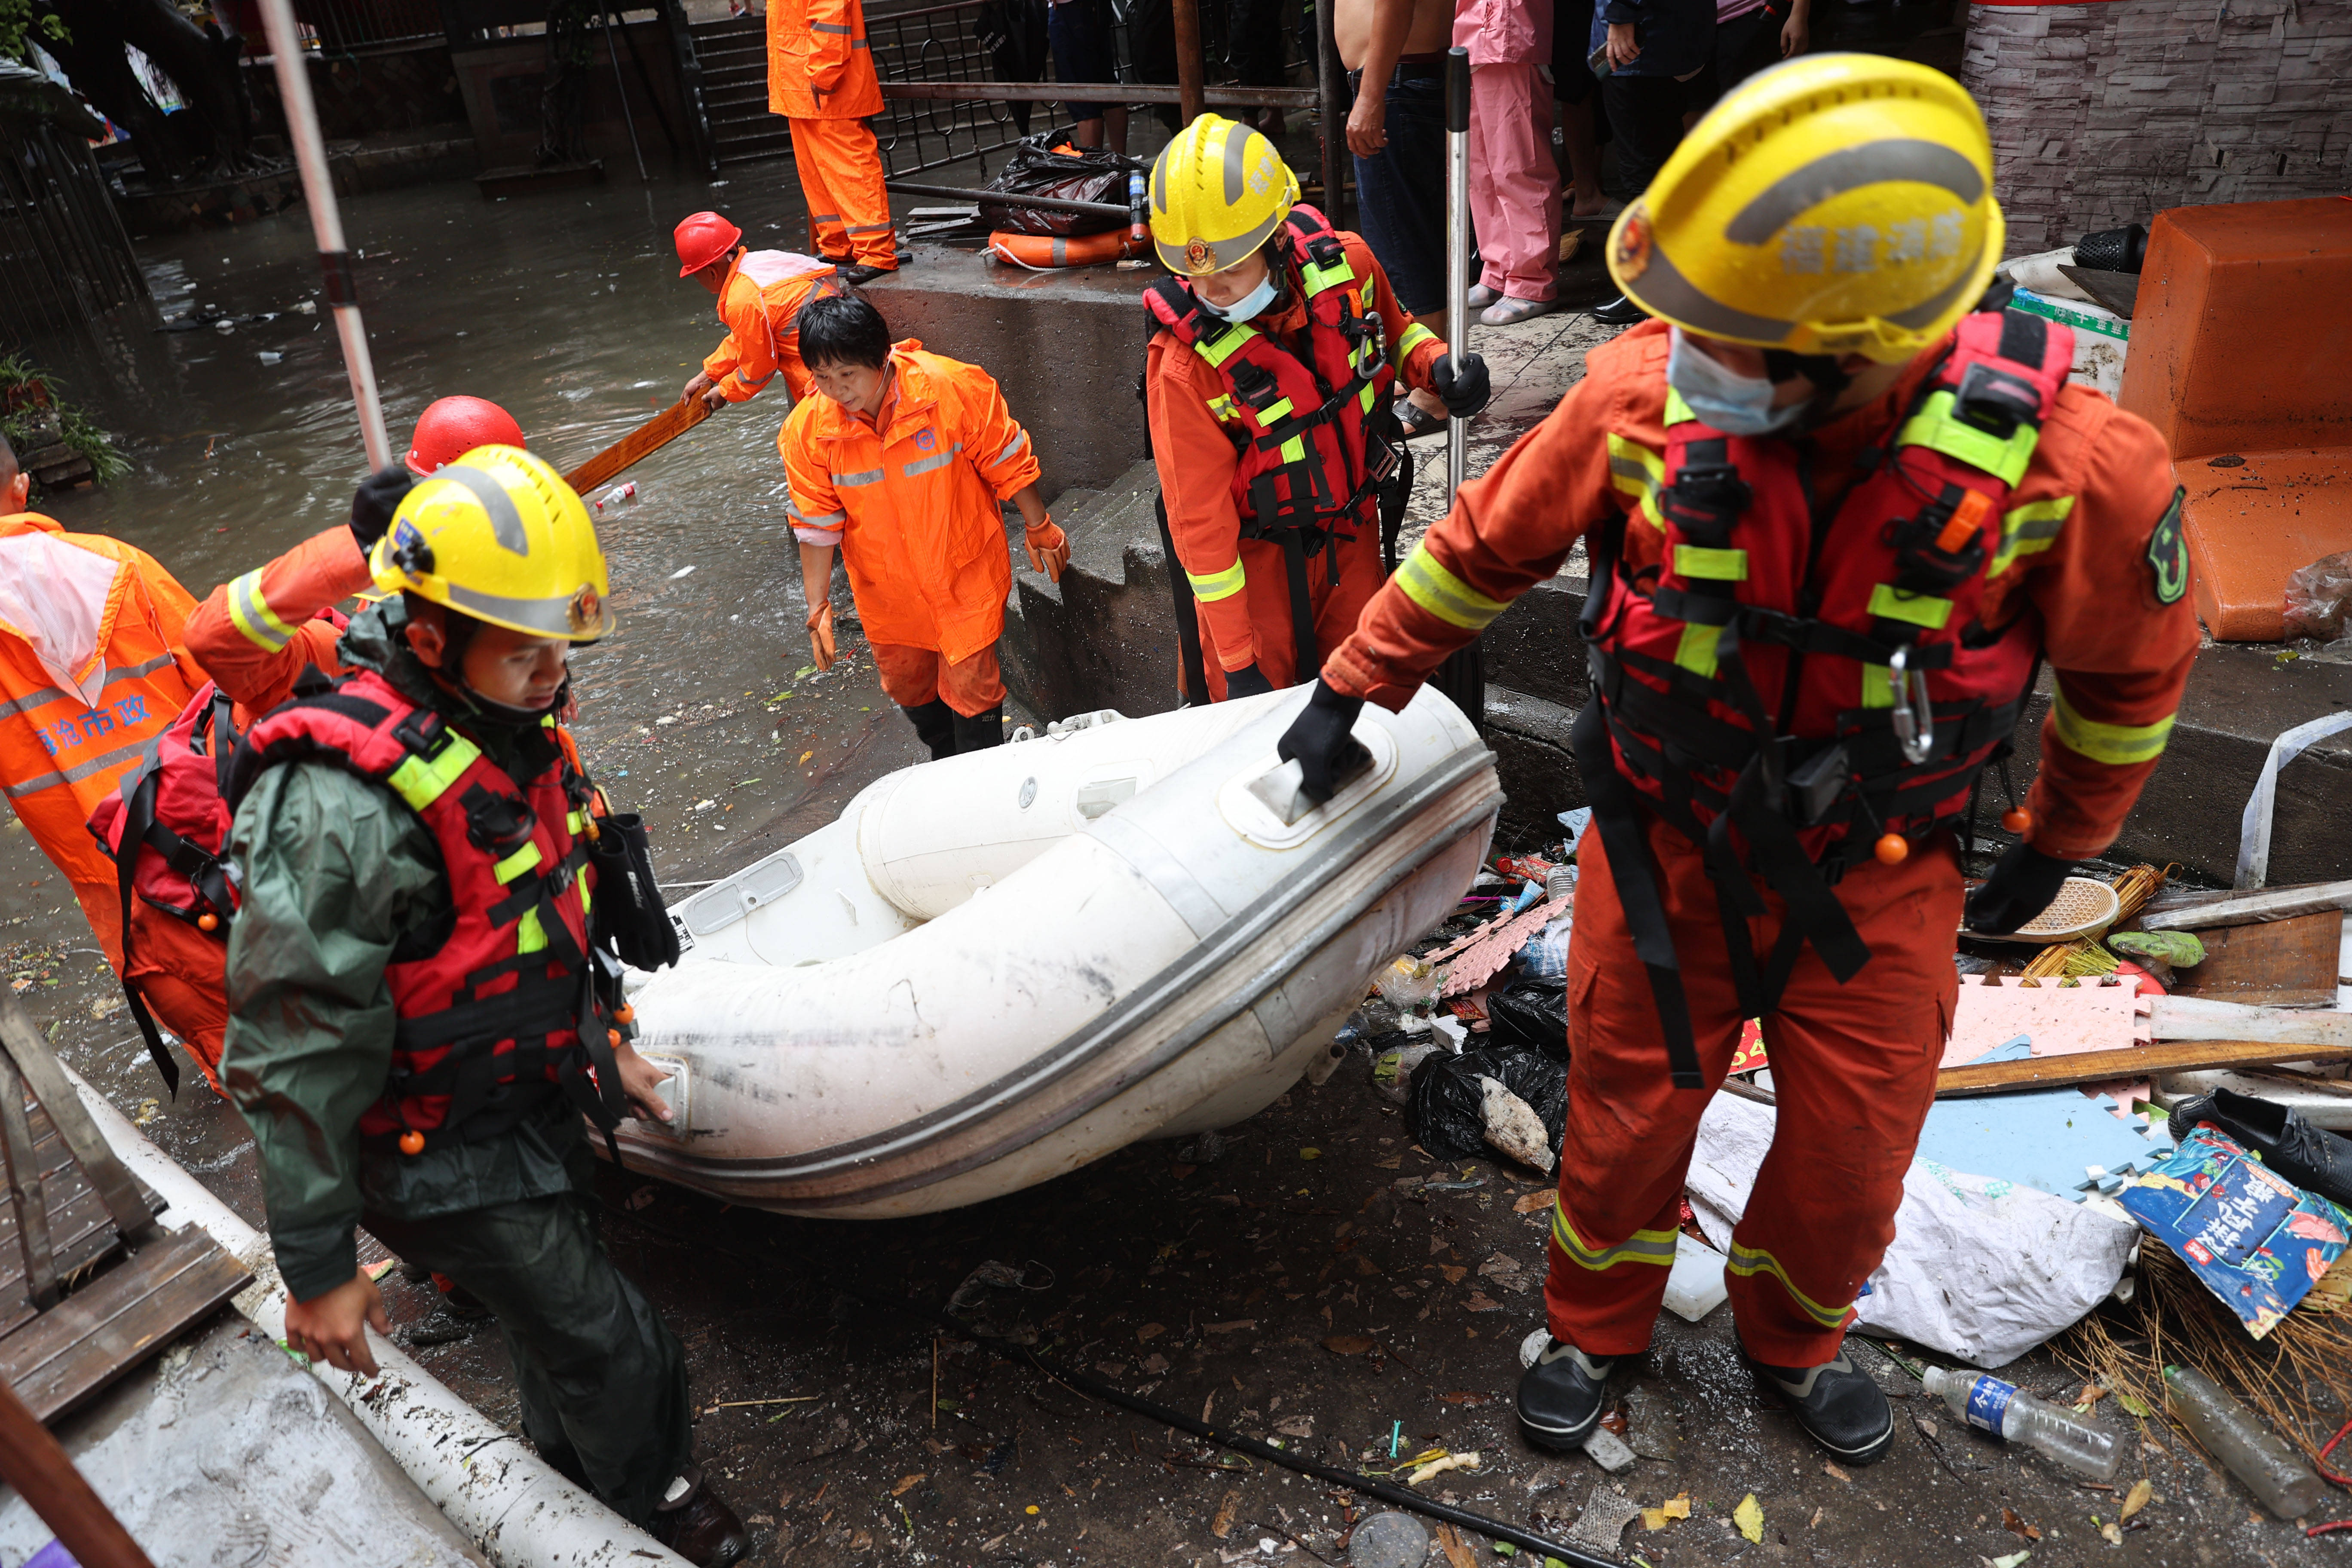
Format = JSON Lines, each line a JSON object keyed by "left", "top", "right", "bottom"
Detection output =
{"left": 594, "top": 481, "right": 637, "bottom": 513}
{"left": 2163, "top": 1364, "right": 2331, "bottom": 1518}
{"left": 1920, "top": 1366, "right": 2122, "bottom": 1480}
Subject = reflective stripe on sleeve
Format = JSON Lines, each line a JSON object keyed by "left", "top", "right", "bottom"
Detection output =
{"left": 809, "top": 19, "right": 850, "bottom": 31}
{"left": 1397, "top": 322, "right": 1438, "bottom": 358}
{"left": 1186, "top": 559, "right": 1247, "bottom": 603}
{"left": 1395, "top": 541, "right": 1510, "bottom": 631}
{"left": 800, "top": 508, "right": 848, "bottom": 527}
{"left": 1606, "top": 435, "right": 1665, "bottom": 529}
{"left": 1990, "top": 495, "right": 2073, "bottom": 576}
{"left": 227, "top": 568, "right": 297, "bottom": 653}
{"left": 2049, "top": 680, "right": 2176, "bottom": 766}
{"left": 992, "top": 429, "right": 1030, "bottom": 467}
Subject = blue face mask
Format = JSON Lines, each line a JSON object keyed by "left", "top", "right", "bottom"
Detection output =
{"left": 1666, "top": 326, "right": 1806, "bottom": 437}
{"left": 1200, "top": 272, "right": 1281, "bottom": 324}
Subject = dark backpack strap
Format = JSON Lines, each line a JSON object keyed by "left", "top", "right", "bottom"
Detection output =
{"left": 1154, "top": 494, "right": 1213, "bottom": 707}
{"left": 109, "top": 769, "right": 181, "bottom": 1098}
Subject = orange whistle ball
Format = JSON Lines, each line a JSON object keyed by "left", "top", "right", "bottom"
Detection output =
{"left": 613, "top": 1004, "right": 635, "bottom": 1024}
{"left": 608, "top": 1029, "right": 623, "bottom": 1047}
{"left": 196, "top": 912, "right": 218, "bottom": 932}
{"left": 1874, "top": 833, "right": 1910, "bottom": 865}
{"left": 2001, "top": 806, "right": 2033, "bottom": 834}
{"left": 399, "top": 1130, "right": 426, "bottom": 1156}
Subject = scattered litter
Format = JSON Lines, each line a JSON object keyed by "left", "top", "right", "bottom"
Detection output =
{"left": 1623, "top": 1383, "right": 1679, "bottom": 1461}
{"left": 670, "top": 564, "right": 695, "bottom": 579}
{"left": 1369, "top": 1041, "right": 1442, "bottom": 1105}
{"left": 1321, "top": 1334, "right": 1373, "bottom": 1355}
{"left": 1477, "top": 1076, "right": 1556, "bottom": 1173}
{"left": 1407, "top": 1044, "right": 1565, "bottom": 1165}
{"left": 257, "top": 351, "right": 282, "bottom": 364}
{"left": 1661, "top": 1232, "right": 1728, "bottom": 1323}
{"left": 595, "top": 481, "right": 639, "bottom": 512}
{"left": 1582, "top": 1427, "right": 1636, "bottom": 1473}
{"left": 2116, "top": 1127, "right": 2351, "bottom": 1336}
{"left": 1563, "top": 1485, "right": 1642, "bottom": 1554}
{"left": 1987, "top": 1551, "right": 2032, "bottom": 1568}
{"left": 1485, "top": 977, "right": 1569, "bottom": 1058}
{"left": 2161, "top": 1363, "right": 2330, "bottom": 1518}
{"left": 2107, "top": 929, "right": 2206, "bottom": 969}
{"left": 1941, "top": 976, "right": 2150, "bottom": 1067}
{"left": 1921, "top": 1366, "right": 2122, "bottom": 1479}
{"left": 1733, "top": 1493, "right": 1763, "bottom": 1544}
{"left": 1639, "top": 1492, "right": 1690, "bottom": 1531}
{"left": 2282, "top": 551, "right": 2352, "bottom": 642}
{"left": 1373, "top": 956, "right": 1442, "bottom": 1013}
{"left": 1519, "top": 1327, "right": 1550, "bottom": 1369}
{"left": 1405, "top": 1450, "right": 1479, "bottom": 1487}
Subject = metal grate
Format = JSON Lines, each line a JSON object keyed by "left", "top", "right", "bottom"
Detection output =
{"left": 0, "top": 120, "right": 149, "bottom": 345}
{"left": 292, "top": 0, "right": 446, "bottom": 52}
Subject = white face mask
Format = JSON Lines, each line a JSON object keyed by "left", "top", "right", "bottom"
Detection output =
{"left": 1666, "top": 326, "right": 1807, "bottom": 437}
{"left": 1200, "top": 272, "right": 1280, "bottom": 324}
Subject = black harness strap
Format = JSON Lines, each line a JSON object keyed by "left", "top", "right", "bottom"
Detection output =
{"left": 1155, "top": 495, "right": 1214, "bottom": 706}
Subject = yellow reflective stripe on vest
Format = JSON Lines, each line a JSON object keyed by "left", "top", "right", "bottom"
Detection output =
{"left": 566, "top": 809, "right": 586, "bottom": 834}
{"left": 1865, "top": 583, "right": 1955, "bottom": 630}
{"left": 1726, "top": 1242, "right": 1853, "bottom": 1329}
{"left": 1194, "top": 322, "right": 1258, "bottom": 370}
{"left": 1674, "top": 622, "right": 1724, "bottom": 680}
{"left": 2050, "top": 680, "right": 2176, "bottom": 766}
{"left": 516, "top": 907, "right": 548, "bottom": 955}
{"left": 577, "top": 865, "right": 592, "bottom": 913}
{"left": 493, "top": 841, "right": 544, "bottom": 883}
{"left": 1553, "top": 1206, "right": 1679, "bottom": 1271}
{"left": 1674, "top": 545, "right": 1748, "bottom": 581}
{"left": 226, "top": 568, "right": 297, "bottom": 653}
{"left": 1663, "top": 387, "right": 1698, "bottom": 427}
{"left": 1187, "top": 559, "right": 1248, "bottom": 603}
{"left": 1207, "top": 393, "right": 1243, "bottom": 424}
{"left": 1260, "top": 396, "right": 1296, "bottom": 424}
{"left": 1990, "top": 495, "right": 2074, "bottom": 576}
{"left": 1299, "top": 252, "right": 1355, "bottom": 297}
{"left": 1279, "top": 437, "right": 1308, "bottom": 465}
{"left": 1899, "top": 390, "right": 2040, "bottom": 487}
{"left": 1861, "top": 663, "right": 1896, "bottom": 709}
{"left": 1607, "top": 435, "right": 1665, "bottom": 529}
{"left": 384, "top": 733, "right": 483, "bottom": 812}
{"left": 1395, "top": 541, "right": 1510, "bottom": 631}
{"left": 1398, "top": 322, "right": 1437, "bottom": 359}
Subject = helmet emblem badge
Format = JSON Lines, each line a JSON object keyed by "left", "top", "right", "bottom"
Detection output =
{"left": 1613, "top": 206, "right": 1652, "bottom": 282}
{"left": 1185, "top": 238, "right": 1214, "bottom": 272}
{"left": 568, "top": 585, "right": 603, "bottom": 635}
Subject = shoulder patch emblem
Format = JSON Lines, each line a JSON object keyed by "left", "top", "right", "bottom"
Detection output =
{"left": 2146, "top": 486, "right": 2188, "bottom": 606}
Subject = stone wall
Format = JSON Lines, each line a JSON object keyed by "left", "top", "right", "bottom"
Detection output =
{"left": 1963, "top": 0, "right": 2352, "bottom": 253}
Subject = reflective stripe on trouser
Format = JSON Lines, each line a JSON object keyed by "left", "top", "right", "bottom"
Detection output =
{"left": 1194, "top": 514, "right": 1387, "bottom": 699}
{"left": 870, "top": 640, "right": 1004, "bottom": 717}
{"left": 1544, "top": 804, "right": 1958, "bottom": 1366}
{"left": 791, "top": 115, "right": 896, "bottom": 265}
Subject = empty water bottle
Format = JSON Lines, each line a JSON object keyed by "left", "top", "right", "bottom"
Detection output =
{"left": 2164, "top": 1364, "right": 2330, "bottom": 1519}
{"left": 595, "top": 481, "right": 637, "bottom": 513}
{"left": 1921, "top": 1366, "right": 2122, "bottom": 1480}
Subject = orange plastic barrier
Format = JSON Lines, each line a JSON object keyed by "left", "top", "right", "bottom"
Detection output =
{"left": 2116, "top": 199, "right": 2352, "bottom": 642}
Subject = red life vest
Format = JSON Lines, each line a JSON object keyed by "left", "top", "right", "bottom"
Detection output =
{"left": 227, "top": 668, "right": 625, "bottom": 1151}
{"left": 1577, "top": 304, "right": 2075, "bottom": 1087}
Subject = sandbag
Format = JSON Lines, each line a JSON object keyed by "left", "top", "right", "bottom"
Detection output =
{"left": 978, "top": 129, "right": 1142, "bottom": 237}
{"left": 1406, "top": 1044, "right": 1567, "bottom": 1164}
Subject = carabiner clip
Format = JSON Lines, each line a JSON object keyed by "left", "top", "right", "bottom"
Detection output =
{"left": 1888, "top": 644, "right": 1935, "bottom": 765}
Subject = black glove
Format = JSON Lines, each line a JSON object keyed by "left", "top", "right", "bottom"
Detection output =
{"left": 1965, "top": 842, "right": 2075, "bottom": 935}
{"left": 350, "top": 466, "right": 416, "bottom": 555}
{"left": 1430, "top": 352, "right": 1491, "bottom": 419}
{"left": 1276, "top": 679, "right": 1371, "bottom": 804}
{"left": 1222, "top": 662, "right": 1274, "bottom": 699}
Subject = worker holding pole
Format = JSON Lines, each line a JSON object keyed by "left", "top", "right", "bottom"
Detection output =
{"left": 674, "top": 211, "right": 841, "bottom": 410}
{"left": 1280, "top": 56, "right": 2197, "bottom": 1464}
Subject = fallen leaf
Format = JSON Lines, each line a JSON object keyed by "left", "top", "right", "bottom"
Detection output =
{"left": 891, "top": 1474, "right": 925, "bottom": 1496}
{"left": 1513, "top": 1189, "right": 1556, "bottom": 1214}
{"left": 2120, "top": 1479, "right": 2153, "bottom": 1520}
{"left": 1322, "top": 1334, "right": 1375, "bottom": 1355}
{"left": 1733, "top": 1493, "right": 1763, "bottom": 1544}
{"left": 1806, "top": 1508, "right": 1822, "bottom": 1530}
{"left": 1438, "top": 1265, "right": 1468, "bottom": 1283}
{"left": 1211, "top": 1489, "right": 1240, "bottom": 1538}
{"left": 1988, "top": 1553, "right": 2032, "bottom": 1568}
{"left": 1136, "top": 1323, "right": 1166, "bottom": 1341}
{"left": 2115, "top": 1389, "right": 2152, "bottom": 1418}
{"left": 799, "top": 750, "right": 813, "bottom": 764}
{"left": 1822, "top": 1461, "right": 1852, "bottom": 1482}
{"left": 1434, "top": 1522, "right": 1478, "bottom": 1568}
{"left": 1662, "top": 1494, "right": 1690, "bottom": 1520}
{"left": 1464, "top": 1292, "right": 1502, "bottom": 1312}
{"left": 2079, "top": 1383, "right": 2109, "bottom": 1406}
{"left": 1642, "top": 1507, "right": 1668, "bottom": 1531}
{"left": 1374, "top": 1155, "right": 1403, "bottom": 1169}
{"left": 2003, "top": 1507, "right": 2041, "bottom": 1542}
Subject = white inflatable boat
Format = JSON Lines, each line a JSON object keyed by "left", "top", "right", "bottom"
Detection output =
{"left": 616, "top": 684, "right": 1500, "bottom": 1218}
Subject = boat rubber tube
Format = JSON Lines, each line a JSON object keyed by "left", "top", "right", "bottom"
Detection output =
{"left": 986, "top": 229, "right": 1140, "bottom": 267}
{"left": 62, "top": 1066, "right": 689, "bottom": 1568}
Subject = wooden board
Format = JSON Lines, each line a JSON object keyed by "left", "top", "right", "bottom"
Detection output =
{"left": 0, "top": 1226, "right": 250, "bottom": 1424}
{"left": 2141, "top": 878, "right": 2352, "bottom": 931}
{"left": 0, "top": 1099, "right": 132, "bottom": 1338}
{"left": 2167, "top": 909, "right": 2341, "bottom": 1008}
{"left": 563, "top": 396, "right": 715, "bottom": 496}
{"left": 1935, "top": 1037, "right": 2352, "bottom": 1097}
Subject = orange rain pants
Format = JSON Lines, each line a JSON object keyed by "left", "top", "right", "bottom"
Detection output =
{"left": 871, "top": 643, "right": 1004, "bottom": 717}
{"left": 791, "top": 119, "right": 897, "bottom": 270}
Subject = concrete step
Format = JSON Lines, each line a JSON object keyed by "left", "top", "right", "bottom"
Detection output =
{"left": 703, "top": 59, "right": 767, "bottom": 87}
{"left": 695, "top": 40, "right": 766, "bottom": 65}
{"left": 704, "top": 83, "right": 770, "bottom": 111}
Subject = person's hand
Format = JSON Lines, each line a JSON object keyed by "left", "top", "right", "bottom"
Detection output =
{"left": 1346, "top": 89, "right": 1388, "bottom": 158}
{"left": 283, "top": 1270, "right": 389, "bottom": 1377}
{"left": 1024, "top": 516, "right": 1070, "bottom": 581}
{"left": 609, "top": 1037, "right": 674, "bottom": 1123}
{"left": 698, "top": 383, "right": 729, "bottom": 411}
{"left": 1276, "top": 679, "right": 1372, "bottom": 803}
{"left": 806, "top": 600, "right": 836, "bottom": 670}
{"left": 1964, "top": 842, "right": 2074, "bottom": 935}
{"left": 1432, "top": 352, "right": 1491, "bottom": 419}
{"left": 1222, "top": 662, "right": 1274, "bottom": 699}
{"left": 682, "top": 371, "right": 714, "bottom": 405}
{"left": 1605, "top": 19, "right": 1642, "bottom": 67}
{"left": 1779, "top": 7, "right": 1808, "bottom": 55}
{"left": 350, "top": 466, "right": 415, "bottom": 555}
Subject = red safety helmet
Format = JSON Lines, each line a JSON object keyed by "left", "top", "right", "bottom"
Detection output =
{"left": 675, "top": 211, "right": 745, "bottom": 278}
{"left": 405, "top": 396, "right": 527, "bottom": 477}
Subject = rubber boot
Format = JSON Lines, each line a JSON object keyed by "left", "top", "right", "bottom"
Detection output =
{"left": 952, "top": 704, "right": 1005, "bottom": 754}
{"left": 903, "top": 699, "right": 956, "bottom": 760}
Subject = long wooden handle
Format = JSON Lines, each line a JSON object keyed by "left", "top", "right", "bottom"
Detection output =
{"left": 563, "top": 396, "right": 717, "bottom": 496}
{"left": 0, "top": 1375, "right": 152, "bottom": 1568}
{"left": 1934, "top": 1037, "right": 2352, "bottom": 1097}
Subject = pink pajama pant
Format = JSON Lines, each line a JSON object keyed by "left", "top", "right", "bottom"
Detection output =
{"left": 1469, "top": 61, "right": 1562, "bottom": 302}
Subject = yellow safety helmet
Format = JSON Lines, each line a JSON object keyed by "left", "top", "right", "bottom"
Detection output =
{"left": 372, "top": 445, "right": 615, "bottom": 642}
{"left": 1148, "top": 113, "right": 1300, "bottom": 277}
{"left": 1605, "top": 55, "right": 2004, "bottom": 363}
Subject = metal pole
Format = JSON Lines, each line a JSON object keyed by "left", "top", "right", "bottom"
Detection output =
{"left": 254, "top": 0, "right": 390, "bottom": 470}
{"left": 884, "top": 179, "right": 1132, "bottom": 218}
{"left": 1172, "top": 0, "right": 1206, "bottom": 126}
{"left": 1314, "top": 0, "right": 1344, "bottom": 227}
{"left": 0, "top": 1377, "right": 153, "bottom": 1568}
{"left": 1443, "top": 44, "right": 1469, "bottom": 502}
{"left": 600, "top": 6, "right": 649, "bottom": 181}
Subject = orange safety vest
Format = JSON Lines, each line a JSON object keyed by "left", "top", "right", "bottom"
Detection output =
{"left": 0, "top": 515, "right": 204, "bottom": 967}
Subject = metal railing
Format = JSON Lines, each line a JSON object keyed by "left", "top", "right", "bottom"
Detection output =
{"left": 291, "top": 0, "right": 444, "bottom": 52}
{"left": 0, "top": 122, "right": 149, "bottom": 344}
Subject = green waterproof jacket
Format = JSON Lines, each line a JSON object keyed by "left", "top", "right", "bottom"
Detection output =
{"left": 221, "top": 600, "right": 585, "bottom": 1304}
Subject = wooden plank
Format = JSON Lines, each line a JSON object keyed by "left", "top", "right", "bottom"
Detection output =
{"left": 1936, "top": 1038, "right": 2352, "bottom": 1097}
{"left": 0, "top": 995, "right": 152, "bottom": 1239}
{"left": 0, "top": 1228, "right": 250, "bottom": 1424}
{"left": 562, "top": 396, "right": 714, "bottom": 496}
{"left": 2167, "top": 910, "right": 2341, "bottom": 1008}
{"left": 2150, "top": 995, "right": 2352, "bottom": 1047}
{"left": 2141, "top": 878, "right": 2352, "bottom": 931}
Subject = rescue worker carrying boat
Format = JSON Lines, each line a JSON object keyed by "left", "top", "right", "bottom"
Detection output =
{"left": 1143, "top": 114, "right": 1489, "bottom": 702}
{"left": 674, "top": 211, "right": 840, "bottom": 411}
{"left": 219, "top": 447, "right": 748, "bottom": 1564}
{"left": 1279, "top": 56, "right": 2198, "bottom": 1464}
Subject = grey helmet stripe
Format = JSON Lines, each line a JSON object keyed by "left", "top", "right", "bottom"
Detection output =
{"left": 432, "top": 465, "right": 531, "bottom": 556}
{"left": 1724, "top": 141, "right": 1984, "bottom": 245}
{"left": 1886, "top": 240, "right": 1986, "bottom": 328}
{"left": 1221, "top": 121, "right": 1253, "bottom": 207}
{"left": 1630, "top": 236, "right": 1798, "bottom": 341}
{"left": 444, "top": 580, "right": 608, "bottom": 639}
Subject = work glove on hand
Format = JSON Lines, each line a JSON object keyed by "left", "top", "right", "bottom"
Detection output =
{"left": 1277, "top": 679, "right": 1371, "bottom": 804}
{"left": 1024, "top": 516, "right": 1070, "bottom": 582}
{"left": 1221, "top": 662, "right": 1274, "bottom": 699}
{"left": 349, "top": 466, "right": 415, "bottom": 556}
{"left": 1965, "top": 842, "right": 2074, "bottom": 935}
{"left": 806, "top": 600, "right": 836, "bottom": 671}
{"left": 1431, "top": 352, "right": 1491, "bottom": 420}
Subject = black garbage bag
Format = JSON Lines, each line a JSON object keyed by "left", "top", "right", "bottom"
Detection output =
{"left": 1485, "top": 977, "right": 1570, "bottom": 1061}
{"left": 1406, "top": 1044, "right": 1568, "bottom": 1163}
{"left": 979, "top": 128, "right": 1142, "bottom": 237}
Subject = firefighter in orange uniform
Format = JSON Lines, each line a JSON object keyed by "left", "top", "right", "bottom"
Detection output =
{"left": 1280, "top": 58, "right": 2199, "bottom": 1463}
{"left": 768, "top": 0, "right": 898, "bottom": 282}
{"left": 780, "top": 290, "right": 1065, "bottom": 756}
{"left": 1144, "top": 116, "right": 1488, "bottom": 702}
{"left": 673, "top": 211, "right": 840, "bottom": 410}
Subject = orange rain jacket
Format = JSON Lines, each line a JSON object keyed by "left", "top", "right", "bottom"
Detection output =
{"left": 1326, "top": 318, "right": 2200, "bottom": 861}
{"left": 1147, "top": 232, "right": 1446, "bottom": 689}
{"left": 0, "top": 515, "right": 206, "bottom": 969}
{"left": 780, "top": 341, "right": 1043, "bottom": 662}
{"left": 768, "top": 0, "right": 883, "bottom": 118}
{"left": 184, "top": 524, "right": 372, "bottom": 725}
{"left": 703, "top": 251, "right": 841, "bottom": 406}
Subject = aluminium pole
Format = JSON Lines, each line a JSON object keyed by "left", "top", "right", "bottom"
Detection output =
{"left": 1442, "top": 44, "right": 1469, "bottom": 502}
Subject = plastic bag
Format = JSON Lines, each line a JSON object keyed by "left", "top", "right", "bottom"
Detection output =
{"left": 978, "top": 129, "right": 1142, "bottom": 237}
{"left": 1406, "top": 1044, "right": 1567, "bottom": 1162}
{"left": 2283, "top": 550, "right": 2352, "bottom": 642}
{"left": 1486, "top": 977, "right": 1570, "bottom": 1060}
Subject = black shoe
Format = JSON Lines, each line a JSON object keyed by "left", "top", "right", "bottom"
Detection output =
{"left": 1742, "top": 1340, "right": 1896, "bottom": 1464}
{"left": 1587, "top": 294, "right": 1648, "bottom": 326}
{"left": 650, "top": 1463, "right": 750, "bottom": 1568}
{"left": 840, "top": 262, "right": 899, "bottom": 285}
{"left": 2172, "top": 1087, "right": 2352, "bottom": 1207}
{"left": 903, "top": 698, "right": 956, "bottom": 760}
{"left": 1515, "top": 1337, "right": 1616, "bottom": 1451}
{"left": 951, "top": 704, "right": 1004, "bottom": 753}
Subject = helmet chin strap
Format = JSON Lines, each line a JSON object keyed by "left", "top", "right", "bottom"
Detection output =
{"left": 1762, "top": 349, "right": 1856, "bottom": 434}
